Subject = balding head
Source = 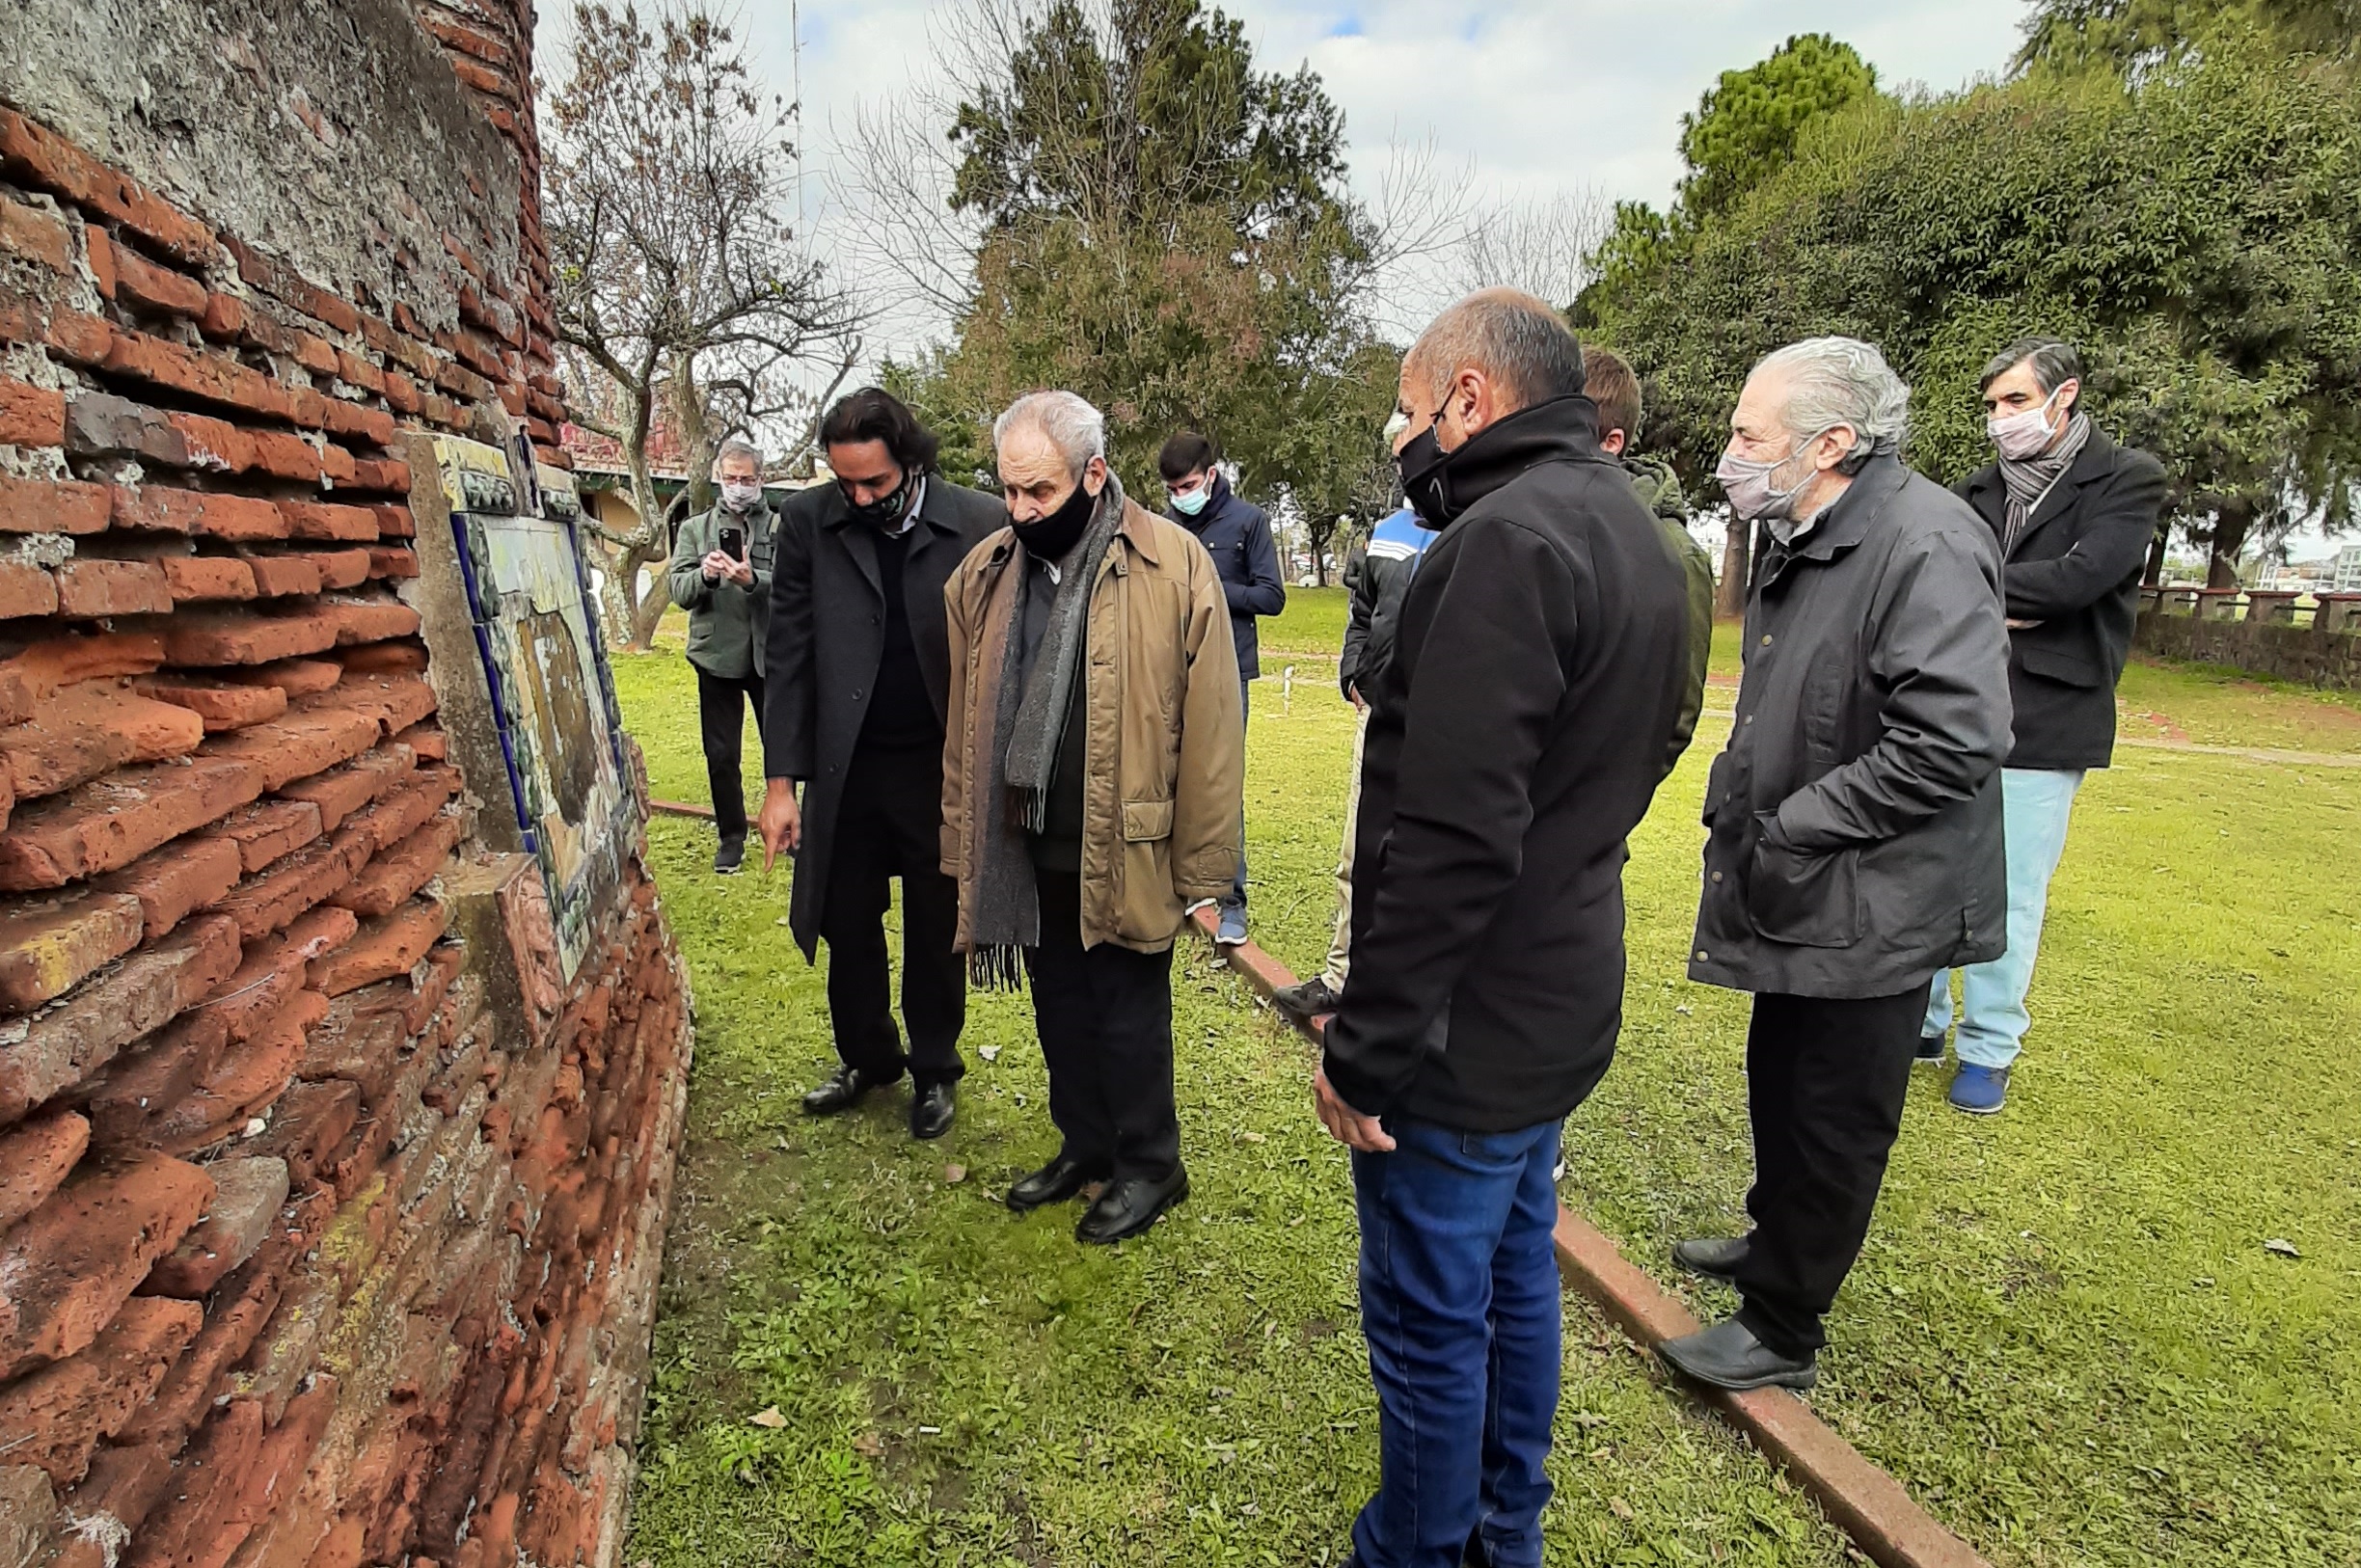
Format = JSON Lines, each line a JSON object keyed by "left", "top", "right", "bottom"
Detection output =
{"left": 1398, "top": 287, "right": 1586, "bottom": 456}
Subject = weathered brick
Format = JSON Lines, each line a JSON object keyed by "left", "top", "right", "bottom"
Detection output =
{"left": 0, "top": 681, "right": 204, "bottom": 805}
{"left": 366, "top": 545, "right": 420, "bottom": 581}
{"left": 112, "top": 484, "right": 287, "bottom": 542}
{"left": 222, "top": 236, "right": 360, "bottom": 334}
{"left": 0, "top": 474, "right": 111, "bottom": 536}
{"left": 129, "top": 672, "right": 285, "bottom": 732}
{"left": 382, "top": 370, "right": 421, "bottom": 415}
{"left": 309, "top": 898, "right": 447, "bottom": 996}
{"left": 274, "top": 743, "right": 411, "bottom": 833}
{"left": 0, "top": 1108, "right": 88, "bottom": 1230}
{"left": 0, "top": 1295, "right": 202, "bottom": 1484}
{"left": 335, "top": 350, "right": 386, "bottom": 396}
{"left": 366, "top": 501, "right": 415, "bottom": 539}
{"left": 290, "top": 332, "right": 339, "bottom": 378}
{"left": 146, "top": 987, "right": 323, "bottom": 1153}
{"left": 214, "top": 836, "right": 359, "bottom": 940}
{"left": 0, "top": 375, "right": 65, "bottom": 447}
{"left": 275, "top": 500, "right": 378, "bottom": 542}
{"left": 0, "top": 636, "right": 166, "bottom": 728}
{"left": 339, "top": 771, "right": 456, "bottom": 862}
{"left": 210, "top": 798, "right": 318, "bottom": 873}
{"left": 0, "top": 108, "right": 215, "bottom": 264}
{"left": 66, "top": 392, "right": 183, "bottom": 466}
{"left": 283, "top": 547, "right": 370, "bottom": 590}
{"left": 110, "top": 244, "right": 208, "bottom": 318}
{"left": 245, "top": 1077, "right": 358, "bottom": 1189}
{"left": 205, "top": 706, "right": 380, "bottom": 792}
{"left": 53, "top": 557, "right": 173, "bottom": 617}
{"left": 0, "top": 1155, "right": 214, "bottom": 1380}
{"left": 161, "top": 606, "right": 339, "bottom": 667}
{"left": 241, "top": 554, "right": 323, "bottom": 598}
{"left": 0, "top": 748, "right": 262, "bottom": 891}
{"left": 0, "top": 887, "right": 145, "bottom": 1011}
{"left": 0, "top": 913, "right": 238, "bottom": 1120}
{"left": 214, "top": 1375, "right": 339, "bottom": 1556}
{"left": 143, "top": 1155, "right": 288, "bottom": 1298}
{"left": 246, "top": 429, "right": 323, "bottom": 484}
{"left": 0, "top": 557, "right": 59, "bottom": 619}
{"left": 120, "top": 1397, "right": 265, "bottom": 1568}
{"left": 157, "top": 561, "right": 257, "bottom": 616}
{"left": 40, "top": 306, "right": 113, "bottom": 366}
{"left": 349, "top": 456, "right": 409, "bottom": 493}
{"left": 320, "top": 399, "right": 396, "bottom": 446}
{"left": 222, "top": 657, "right": 341, "bottom": 699}
{"left": 315, "top": 439, "right": 358, "bottom": 485}
{"left": 333, "top": 642, "right": 429, "bottom": 677}
{"left": 50, "top": 1442, "right": 179, "bottom": 1565}
{"left": 0, "top": 195, "right": 71, "bottom": 272}
{"left": 101, "top": 328, "right": 301, "bottom": 425}
{"left": 319, "top": 596, "right": 421, "bottom": 646}
{"left": 198, "top": 291, "right": 245, "bottom": 339}
{"left": 394, "top": 723, "right": 446, "bottom": 764}
{"left": 90, "top": 833, "right": 242, "bottom": 938}
{"left": 332, "top": 813, "right": 461, "bottom": 920}
{"left": 162, "top": 409, "right": 256, "bottom": 473}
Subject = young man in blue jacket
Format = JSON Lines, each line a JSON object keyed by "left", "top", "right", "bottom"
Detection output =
{"left": 1158, "top": 431, "right": 1285, "bottom": 947}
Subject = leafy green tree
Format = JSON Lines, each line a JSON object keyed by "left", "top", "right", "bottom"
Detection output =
{"left": 1676, "top": 34, "right": 1880, "bottom": 219}
{"left": 2018, "top": 0, "right": 2358, "bottom": 75}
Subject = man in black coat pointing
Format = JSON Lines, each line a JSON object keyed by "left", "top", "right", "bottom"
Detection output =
{"left": 758, "top": 389, "right": 1003, "bottom": 1140}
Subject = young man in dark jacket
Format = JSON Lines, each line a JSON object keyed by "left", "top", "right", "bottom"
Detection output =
{"left": 1663, "top": 338, "right": 2012, "bottom": 1393}
{"left": 1316, "top": 290, "right": 1691, "bottom": 1568}
{"left": 1159, "top": 432, "right": 1284, "bottom": 947}
{"left": 757, "top": 390, "right": 1004, "bottom": 1141}
{"left": 1921, "top": 337, "right": 2167, "bottom": 1115}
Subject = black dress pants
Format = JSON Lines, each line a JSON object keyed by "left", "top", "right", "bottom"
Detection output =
{"left": 1022, "top": 870, "right": 1180, "bottom": 1183}
{"left": 694, "top": 665, "right": 764, "bottom": 842}
{"left": 818, "top": 744, "right": 966, "bottom": 1087}
{"left": 1731, "top": 987, "right": 1925, "bottom": 1358}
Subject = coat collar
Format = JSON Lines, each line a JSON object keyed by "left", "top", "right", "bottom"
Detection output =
{"left": 1965, "top": 426, "right": 2121, "bottom": 547}
{"left": 818, "top": 471, "right": 960, "bottom": 537}
{"left": 1788, "top": 454, "right": 1910, "bottom": 563}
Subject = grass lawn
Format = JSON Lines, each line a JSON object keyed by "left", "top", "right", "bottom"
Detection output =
{"left": 617, "top": 621, "right": 2359, "bottom": 1567}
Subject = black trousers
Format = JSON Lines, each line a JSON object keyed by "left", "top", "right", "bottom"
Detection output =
{"left": 1022, "top": 870, "right": 1180, "bottom": 1183}
{"left": 819, "top": 744, "right": 966, "bottom": 1087}
{"left": 694, "top": 666, "right": 764, "bottom": 841}
{"left": 1731, "top": 987, "right": 1924, "bottom": 1357}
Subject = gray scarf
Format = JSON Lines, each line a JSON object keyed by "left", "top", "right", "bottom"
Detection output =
{"left": 1998, "top": 412, "right": 2091, "bottom": 552}
{"left": 965, "top": 479, "right": 1126, "bottom": 987}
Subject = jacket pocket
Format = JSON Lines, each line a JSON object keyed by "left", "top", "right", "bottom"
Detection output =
{"left": 1702, "top": 750, "right": 1732, "bottom": 827}
{"left": 1747, "top": 812, "right": 1861, "bottom": 948}
{"left": 1122, "top": 798, "right": 1175, "bottom": 842}
{"left": 2017, "top": 640, "right": 2101, "bottom": 689}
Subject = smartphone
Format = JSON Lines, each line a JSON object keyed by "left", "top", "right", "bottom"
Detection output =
{"left": 718, "top": 524, "right": 746, "bottom": 561}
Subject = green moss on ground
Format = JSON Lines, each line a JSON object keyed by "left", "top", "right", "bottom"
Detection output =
{"left": 617, "top": 634, "right": 2359, "bottom": 1568}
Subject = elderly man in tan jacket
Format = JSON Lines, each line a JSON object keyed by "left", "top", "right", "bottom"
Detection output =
{"left": 940, "top": 390, "right": 1242, "bottom": 1244}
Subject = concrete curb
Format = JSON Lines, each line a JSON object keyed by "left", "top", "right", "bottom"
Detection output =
{"left": 1187, "top": 905, "right": 1995, "bottom": 1568}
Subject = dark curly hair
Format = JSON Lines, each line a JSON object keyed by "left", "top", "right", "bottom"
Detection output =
{"left": 818, "top": 388, "right": 941, "bottom": 474}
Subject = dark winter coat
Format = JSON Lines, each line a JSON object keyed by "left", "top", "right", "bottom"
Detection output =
{"left": 1322, "top": 396, "right": 1692, "bottom": 1132}
{"left": 1169, "top": 473, "right": 1285, "bottom": 678}
{"left": 1958, "top": 428, "right": 2166, "bottom": 771}
{"left": 1689, "top": 456, "right": 2013, "bottom": 1000}
{"left": 762, "top": 475, "right": 1005, "bottom": 957}
{"left": 1337, "top": 506, "right": 1432, "bottom": 714}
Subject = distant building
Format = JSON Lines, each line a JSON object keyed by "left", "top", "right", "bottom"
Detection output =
{"left": 2337, "top": 545, "right": 2361, "bottom": 593}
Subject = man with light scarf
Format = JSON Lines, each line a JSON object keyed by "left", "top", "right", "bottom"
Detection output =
{"left": 1919, "top": 338, "right": 2167, "bottom": 1114}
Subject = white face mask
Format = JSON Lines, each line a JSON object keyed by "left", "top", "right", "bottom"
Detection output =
{"left": 1715, "top": 429, "right": 1827, "bottom": 523}
{"left": 720, "top": 479, "right": 763, "bottom": 512}
{"left": 1988, "top": 387, "right": 2065, "bottom": 461}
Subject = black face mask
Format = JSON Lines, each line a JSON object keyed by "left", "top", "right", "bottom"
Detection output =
{"left": 1395, "top": 416, "right": 1455, "bottom": 529}
{"left": 1011, "top": 476, "right": 1099, "bottom": 561}
{"left": 841, "top": 467, "right": 913, "bottom": 529}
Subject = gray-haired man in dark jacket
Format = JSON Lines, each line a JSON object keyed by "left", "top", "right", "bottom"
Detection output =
{"left": 1661, "top": 338, "right": 2012, "bottom": 1393}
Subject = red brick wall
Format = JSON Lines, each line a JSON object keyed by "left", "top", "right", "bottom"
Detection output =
{"left": 0, "top": 28, "right": 692, "bottom": 1567}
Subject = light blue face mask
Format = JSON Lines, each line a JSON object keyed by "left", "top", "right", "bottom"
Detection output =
{"left": 1170, "top": 485, "right": 1210, "bottom": 517}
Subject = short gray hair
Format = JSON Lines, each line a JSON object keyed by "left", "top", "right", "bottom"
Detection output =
{"left": 1980, "top": 336, "right": 2082, "bottom": 396}
{"left": 715, "top": 437, "right": 763, "bottom": 470}
{"left": 1753, "top": 337, "right": 1910, "bottom": 472}
{"left": 993, "top": 390, "right": 1106, "bottom": 479}
{"left": 1407, "top": 287, "right": 1586, "bottom": 414}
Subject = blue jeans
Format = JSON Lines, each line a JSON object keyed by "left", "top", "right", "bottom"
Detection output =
{"left": 1925, "top": 767, "right": 2084, "bottom": 1069}
{"left": 1350, "top": 1117, "right": 1562, "bottom": 1568}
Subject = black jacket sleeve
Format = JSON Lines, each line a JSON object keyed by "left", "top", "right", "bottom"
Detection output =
{"left": 1228, "top": 502, "right": 1287, "bottom": 619}
{"left": 761, "top": 493, "right": 818, "bottom": 780}
{"left": 2003, "top": 450, "right": 2167, "bottom": 622}
{"left": 1339, "top": 547, "right": 1374, "bottom": 698}
{"left": 1321, "top": 516, "right": 1576, "bottom": 1116}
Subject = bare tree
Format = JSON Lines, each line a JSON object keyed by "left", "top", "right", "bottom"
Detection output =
{"left": 546, "top": 0, "right": 866, "bottom": 649}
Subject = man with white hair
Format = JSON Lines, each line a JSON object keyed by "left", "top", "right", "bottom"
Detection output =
{"left": 938, "top": 391, "right": 1242, "bottom": 1245}
{"left": 667, "top": 437, "right": 775, "bottom": 874}
{"left": 1315, "top": 289, "right": 1692, "bottom": 1568}
{"left": 1664, "top": 338, "right": 2012, "bottom": 1392}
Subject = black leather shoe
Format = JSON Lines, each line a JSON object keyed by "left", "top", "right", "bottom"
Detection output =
{"left": 909, "top": 1080, "right": 956, "bottom": 1141}
{"left": 714, "top": 837, "right": 746, "bottom": 875}
{"left": 1007, "top": 1153, "right": 1106, "bottom": 1213}
{"left": 1916, "top": 1031, "right": 1947, "bottom": 1062}
{"left": 1075, "top": 1167, "right": 1189, "bottom": 1244}
{"left": 1658, "top": 1317, "right": 1818, "bottom": 1391}
{"left": 1271, "top": 975, "right": 1343, "bottom": 1026}
{"left": 801, "top": 1066, "right": 881, "bottom": 1116}
{"left": 1671, "top": 1235, "right": 1750, "bottom": 1285}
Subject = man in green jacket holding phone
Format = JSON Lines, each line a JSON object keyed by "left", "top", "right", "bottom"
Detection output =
{"left": 667, "top": 438, "right": 776, "bottom": 873}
